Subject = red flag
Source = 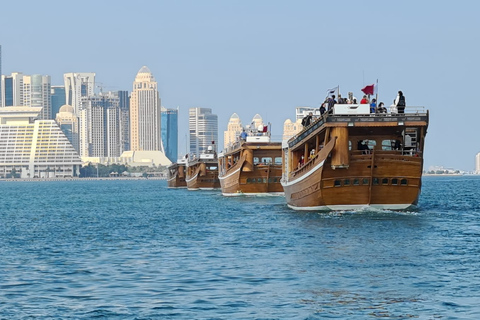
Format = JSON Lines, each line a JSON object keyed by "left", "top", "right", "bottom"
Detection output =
{"left": 361, "top": 84, "right": 375, "bottom": 95}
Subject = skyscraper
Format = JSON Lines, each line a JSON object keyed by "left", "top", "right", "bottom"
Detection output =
{"left": 224, "top": 113, "right": 243, "bottom": 149}
{"left": 161, "top": 107, "right": 178, "bottom": 162}
{"left": 51, "top": 86, "right": 66, "bottom": 118}
{"left": 189, "top": 107, "right": 218, "bottom": 156}
{"left": 63, "top": 72, "right": 95, "bottom": 114}
{"left": 130, "top": 66, "right": 162, "bottom": 152}
{"left": 1, "top": 72, "right": 24, "bottom": 107}
{"left": 23, "top": 74, "right": 51, "bottom": 119}
{"left": 79, "top": 92, "right": 120, "bottom": 157}
{"left": 55, "top": 104, "right": 79, "bottom": 152}
{"left": 118, "top": 90, "right": 130, "bottom": 154}
{"left": 0, "top": 45, "right": 2, "bottom": 107}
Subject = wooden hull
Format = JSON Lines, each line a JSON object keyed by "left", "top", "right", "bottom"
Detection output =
{"left": 166, "top": 174, "right": 187, "bottom": 188}
{"left": 219, "top": 141, "right": 283, "bottom": 196}
{"left": 219, "top": 164, "right": 283, "bottom": 196}
{"left": 282, "top": 110, "right": 429, "bottom": 211}
{"left": 186, "top": 160, "right": 220, "bottom": 190}
{"left": 167, "top": 163, "right": 187, "bottom": 188}
{"left": 283, "top": 152, "right": 423, "bottom": 210}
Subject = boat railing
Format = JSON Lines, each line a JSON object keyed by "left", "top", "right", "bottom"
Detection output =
{"left": 351, "top": 149, "right": 423, "bottom": 158}
{"left": 290, "top": 152, "right": 320, "bottom": 179}
{"left": 288, "top": 106, "right": 428, "bottom": 149}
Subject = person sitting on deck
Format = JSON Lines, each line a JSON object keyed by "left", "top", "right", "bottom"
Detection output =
{"left": 360, "top": 95, "right": 369, "bottom": 104}
{"left": 376, "top": 102, "right": 387, "bottom": 113}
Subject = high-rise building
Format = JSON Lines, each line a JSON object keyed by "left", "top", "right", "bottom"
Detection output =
{"left": 161, "top": 106, "right": 178, "bottom": 162}
{"left": 0, "top": 45, "right": 2, "bottom": 107}
{"left": 130, "top": 66, "right": 162, "bottom": 152}
{"left": 1, "top": 72, "right": 24, "bottom": 107}
{"left": 51, "top": 86, "right": 66, "bottom": 118}
{"left": 63, "top": 72, "right": 95, "bottom": 114}
{"left": 224, "top": 113, "right": 243, "bottom": 149}
{"left": 55, "top": 104, "right": 79, "bottom": 152}
{"left": 475, "top": 155, "right": 479, "bottom": 173}
{"left": 282, "top": 118, "right": 303, "bottom": 141}
{"left": 189, "top": 107, "right": 218, "bottom": 156}
{"left": 0, "top": 107, "right": 82, "bottom": 178}
{"left": 79, "top": 92, "right": 120, "bottom": 158}
{"left": 118, "top": 90, "right": 130, "bottom": 154}
{"left": 23, "top": 74, "right": 51, "bottom": 119}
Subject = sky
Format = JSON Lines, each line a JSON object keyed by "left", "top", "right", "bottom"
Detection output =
{"left": 1, "top": 0, "right": 479, "bottom": 171}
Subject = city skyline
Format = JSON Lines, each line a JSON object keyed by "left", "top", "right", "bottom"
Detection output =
{"left": 1, "top": 1, "right": 480, "bottom": 171}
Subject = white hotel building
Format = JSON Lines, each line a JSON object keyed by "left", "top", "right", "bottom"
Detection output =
{"left": 0, "top": 107, "right": 82, "bottom": 178}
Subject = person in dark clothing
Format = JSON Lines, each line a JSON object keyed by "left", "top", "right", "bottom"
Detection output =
{"left": 301, "top": 112, "right": 313, "bottom": 127}
{"left": 395, "top": 91, "right": 406, "bottom": 113}
{"left": 319, "top": 104, "right": 326, "bottom": 115}
{"left": 327, "top": 95, "right": 337, "bottom": 113}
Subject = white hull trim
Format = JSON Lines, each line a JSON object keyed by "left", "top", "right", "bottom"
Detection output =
{"left": 218, "top": 167, "right": 241, "bottom": 180}
{"left": 222, "top": 192, "right": 284, "bottom": 197}
{"left": 281, "top": 160, "right": 325, "bottom": 188}
{"left": 185, "top": 173, "right": 198, "bottom": 183}
{"left": 287, "top": 203, "right": 415, "bottom": 211}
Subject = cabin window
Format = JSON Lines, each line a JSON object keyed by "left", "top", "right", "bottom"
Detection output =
{"left": 365, "top": 140, "right": 376, "bottom": 150}
{"left": 392, "top": 178, "right": 398, "bottom": 185}
{"left": 257, "top": 178, "right": 263, "bottom": 183}
{"left": 344, "top": 179, "right": 350, "bottom": 186}
{"left": 208, "top": 166, "right": 217, "bottom": 170}
{"left": 246, "top": 178, "right": 251, "bottom": 183}
{"left": 401, "top": 179, "right": 408, "bottom": 186}
{"left": 261, "top": 157, "right": 272, "bottom": 164}
{"left": 362, "top": 178, "right": 369, "bottom": 185}
{"left": 253, "top": 157, "right": 260, "bottom": 165}
{"left": 353, "top": 178, "right": 359, "bottom": 186}
{"left": 334, "top": 180, "right": 341, "bottom": 187}
{"left": 382, "top": 178, "right": 389, "bottom": 185}
{"left": 382, "top": 140, "right": 394, "bottom": 151}
{"left": 373, "top": 178, "right": 379, "bottom": 185}
{"left": 275, "top": 157, "right": 282, "bottom": 165}
{"left": 348, "top": 141, "right": 352, "bottom": 151}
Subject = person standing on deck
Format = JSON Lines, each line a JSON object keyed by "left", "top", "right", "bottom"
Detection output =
{"left": 327, "top": 95, "right": 337, "bottom": 113}
{"left": 394, "top": 91, "right": 406, "bottom": 113}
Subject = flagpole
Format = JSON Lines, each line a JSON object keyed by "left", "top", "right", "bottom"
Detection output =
{"left": 375, "top": 79, "right": 378, "bottom": 106}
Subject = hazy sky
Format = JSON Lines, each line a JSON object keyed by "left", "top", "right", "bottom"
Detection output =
{"left": 1, "top": 0, "right": 479, "bottom": 171}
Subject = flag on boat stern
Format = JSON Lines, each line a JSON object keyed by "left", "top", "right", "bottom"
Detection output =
{"left": 361, "top": 83, "right": 376, "bottom": 95}
{"left": 326, "top": 86, "right": 339, "bottom": 97}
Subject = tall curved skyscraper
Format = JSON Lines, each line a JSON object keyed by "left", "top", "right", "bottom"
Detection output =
{"left": 130, "top": 66, "right": 163, "bottom": 152}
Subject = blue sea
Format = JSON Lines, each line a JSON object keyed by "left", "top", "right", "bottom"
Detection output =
{"left": 1, "top": 176, "right": 479, "bottom": 319}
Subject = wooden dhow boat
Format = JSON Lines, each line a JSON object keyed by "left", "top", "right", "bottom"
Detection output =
{"left": 218, "top": 124, "right": 283, "bottom": 196}
{"left": 166, "top": 158, "right": 187, "bottom": 188}
{"left": 281, "top": 103, "right": 429, "bottom": 210}
{"left": 186, "top": 146, "right": 220, "bottom": 190}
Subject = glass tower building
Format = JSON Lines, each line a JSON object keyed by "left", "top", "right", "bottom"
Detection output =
{"left": 189, "top": 107, "right": 218, "bottom": 157}
{"left": 51, "top": 86, "right": 66, "bottom": 118}
{"left": 161, "top": 107, "right": 178, "bottom": 162}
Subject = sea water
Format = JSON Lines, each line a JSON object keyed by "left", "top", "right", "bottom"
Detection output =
{"left": 0, "top": 176, "right": 479, "bottom": 319}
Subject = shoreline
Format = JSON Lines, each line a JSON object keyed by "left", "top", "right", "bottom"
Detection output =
{"left": 0, "top": 177, "right": 167, "bottom": 182}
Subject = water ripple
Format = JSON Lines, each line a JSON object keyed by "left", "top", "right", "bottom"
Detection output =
{"left": 0, "top": 178, "right": 479, "bottom": 319}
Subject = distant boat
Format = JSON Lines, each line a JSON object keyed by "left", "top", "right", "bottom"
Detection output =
{"left": 281, "top": 103, "right": 429, "bottom": 210}
{"left": 166, "top": 158, "right": 187, "bottom": 188}
{"left": 185, "top": 146, "right": 220, "bottom": 190}
{"left": 218, "top": 124, "right": 283, "bottom": 196}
